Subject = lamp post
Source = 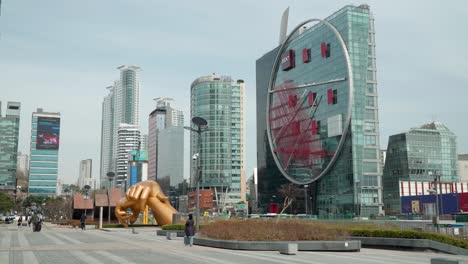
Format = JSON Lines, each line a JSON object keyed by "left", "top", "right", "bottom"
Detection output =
{"left": 304, "top": 185, "right": 309, "bottom": 215}
{"left": 106, "top": 172, "right": 115, "bottom": 224}
{"left": 184, "top": 116, "right": 208, "bottom": 233}
{"left": 83, "top": 185, "right": 91, "bottom": 220}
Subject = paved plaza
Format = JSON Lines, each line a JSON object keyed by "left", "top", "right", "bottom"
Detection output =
{"left": 0, "top": 223, "right": 467, "bottom": 264}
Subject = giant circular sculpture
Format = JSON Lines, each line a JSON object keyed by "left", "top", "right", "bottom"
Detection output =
{"left": 266, "top": 19, "right": 353, "bottom": 185}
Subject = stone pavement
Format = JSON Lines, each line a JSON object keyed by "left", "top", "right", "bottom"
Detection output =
{"left": 1, "top": 223, "right": 467, "bottom": 264}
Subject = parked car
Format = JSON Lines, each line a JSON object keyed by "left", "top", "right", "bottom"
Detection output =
{"left": 4, "top": 217, "right": 14, "bottom": 224}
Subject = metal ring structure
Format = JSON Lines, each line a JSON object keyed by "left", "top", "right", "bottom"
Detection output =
{"left": 266, "top": 18, "right": 354, "bottom": 185}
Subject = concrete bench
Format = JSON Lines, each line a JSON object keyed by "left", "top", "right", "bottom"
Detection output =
{"left": 278, "top": 243, "right": 298, "bottom": 255}
{"left": 431, "top": 258, "right": 468, "bottom": 264}
{"left": 166, "top": 232, "right": 177, "bottom": 240}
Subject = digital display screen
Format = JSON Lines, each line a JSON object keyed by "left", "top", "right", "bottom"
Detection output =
{"left": 36, "top": 117, "right": 60, "bottom": 150}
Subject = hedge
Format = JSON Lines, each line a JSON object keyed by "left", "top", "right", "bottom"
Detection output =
{"left": 162, "top": 224, "right": 205, "bottom": 231}
{"left": 350, "top": 228, "right": 468, "bottom": 249}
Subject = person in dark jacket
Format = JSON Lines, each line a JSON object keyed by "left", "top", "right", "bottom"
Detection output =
{"left": 184, "top": 214, "right": 195, "bottom": 246}
{"left": 80, "top": 213, "right": 86, "bottom": 231}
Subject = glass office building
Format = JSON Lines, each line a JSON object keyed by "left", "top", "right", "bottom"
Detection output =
{"left": 190, "top": 74, "right": 246, "bottom": 207}
{"left": 28, "top": 108, "right": 61, "bottom": 197}
{"left": 256, "top": 5, "right": 382, "bottom": 217}
{"left": 383, "top": 121, "right": 458, "bottom": 215}
{"left": 0, "top": 101, "right": 21, "bottom": 190}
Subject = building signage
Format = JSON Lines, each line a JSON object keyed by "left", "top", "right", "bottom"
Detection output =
{"left": 281, "top": 49, "right": 295, "bottom": 71}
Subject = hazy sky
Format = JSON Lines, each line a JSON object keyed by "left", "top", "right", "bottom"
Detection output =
{"left": 1, "top": 0, "right": 467, "bottom": 185}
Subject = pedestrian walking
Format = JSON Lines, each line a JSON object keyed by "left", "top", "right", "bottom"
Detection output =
{"left": 184, "top": 214, "right": 195, "bottom": 246}
{"left": 17, "top": 216, "right": 22, "bottom": 228}
{"left": 27, "top": 216, "right": 31, "bottom": 227}
{"left": 80, "top": 213, "right": 86, "bottom": 231}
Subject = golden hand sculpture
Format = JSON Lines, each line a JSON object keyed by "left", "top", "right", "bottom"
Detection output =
{"left": 115, "top": 180, "right": 178, "bottom": 227}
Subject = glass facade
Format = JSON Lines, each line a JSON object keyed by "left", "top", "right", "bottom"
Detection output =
{"left": 383, "top": 121, "right": 458, "bottom": 215}
{"left": 0, "top": 101, "right": 21, "bottom": 190}
{"left": 100, "top": 65, "right": 141, "bottom": 188}
{"left": 256, "top": 5, "right": 382, "bottom": 217}
{"left": 190, "top": 75, "right": 246, "bottom": 206}
{"left": 28, "top": 109, "right": 60, "bottom": 197}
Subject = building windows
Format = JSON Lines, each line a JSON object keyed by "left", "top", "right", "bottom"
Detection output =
{"left": 327, "top": 89, "right": 337, "bottom": 105}
{"left": 321, "top": 42, "right": 331, "bottom": 58}
{"left": 302, "top": 48, "right": 311, "bottom": 63}
{"left": 308, "top": 91, "right": 317, "bottom": 107}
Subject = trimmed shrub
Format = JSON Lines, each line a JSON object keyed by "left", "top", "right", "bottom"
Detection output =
{"left": 162, "top": 224, "right": 184, "bottom": 231}
{"left": 350, "top": 228, "right": 468, "bottom": 249}
{"left": 200, "top": 219, "right": 349, "bottom": 241}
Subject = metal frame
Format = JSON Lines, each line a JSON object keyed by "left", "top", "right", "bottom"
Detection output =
{"left": 266, "top": 18, "right": 354, "bottom": 185}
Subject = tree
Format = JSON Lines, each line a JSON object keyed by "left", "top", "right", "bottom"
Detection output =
{"left": 277, "top": 183, "right": 301, "bottom": 217}
{"left": 0, "top": 192, "right": 14, "bottom": 214}
{"left": 22, "top": 195, "right": 45, "bottom": 209}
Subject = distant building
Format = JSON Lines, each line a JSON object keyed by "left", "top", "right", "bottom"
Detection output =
{"left": 140, "top": 134, "right": 148, "bottom": 152}
{"left": 0, "top": 101, "right": 21, "bottom": 191}
{"left": 16, "top": 152, "right": 29, "bottom": 177}
{"left": 157, "top": 126, "right": 184, "bottom": 193}
{"left": 190, "top": 74, "right": 246, "bottom": 210}
{"left": 127, "top": 149, "right": 148, "bottom": 188}
{"left": 383, "top": 121, "right": 458, "bottom": 215}
{"left": 247, "top": 168, "right": 258, "bottom": 213}
{"left": 29, "top": 108, "right": 61, "bottom": 197}
{"left": 459, "top": 154, "right": 468, "bottom": 182}
{"left": 116, "top": 124, "right": 141, "bottom": 188}
{"left": 78, "top": 159, "right": 95, "bottom": 190}
{"left": 148, "top": 98, "right": 184, "bottom": 191}
{"left": 100, "top": 65, "right": 141, "bottom": 188}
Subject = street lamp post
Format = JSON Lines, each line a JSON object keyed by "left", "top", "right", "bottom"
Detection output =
{"left": 83, "top": 185, "right": 91, "bottom": 220}
{"left": 184, "top": 117, "right": 208, "bottom": 233}
{"left": 304, "top": 185, "right": 309, "bottom": 215}
{"left": 106, "top": 172, "right": 115, "bottom": 224}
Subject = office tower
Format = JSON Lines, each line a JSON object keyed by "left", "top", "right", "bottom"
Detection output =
{"left": 383, "top": 121, "right": 458, "bottom": 214}
{"left": 459, "top": 155, "right": 468, "bottom": 182}
{"left": 100, "top": 66, "right": 141, "bottom": 188}
{"left": 140, "top": 134, "right": 148, "bottom": 152}
{"left": 157, "top": 126, "right": 184, "bottom": 193}
{"left": 28, "top": 108, "right": 61, "bottom": 197}
{"left": 148, "top": 98, "right": 184, "bottom": 185}
{"left": 116, "top": 123, "right": 141, "bottom": 188}
{"left": 256, "top": 5, "right": 382, "bottom": 217}
{"left": 16, "top": 152, "right": 29, "bottom": 176}
{"left": 78, "top": 159, "right": 94, "bottom": 190}
{"left": 190, "top": 74, "right": 246, "bottom": 208}
{"left": 0, "top": 101, "right": 21, "bottom": 191}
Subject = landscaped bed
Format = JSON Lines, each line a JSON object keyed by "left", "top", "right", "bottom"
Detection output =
{"left": 162, "top": 219, "right": 468, "bottom": 251}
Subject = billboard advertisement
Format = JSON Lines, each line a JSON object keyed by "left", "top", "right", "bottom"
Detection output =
{"left": 36, "top": 117, "right": 60, "bottom": 150}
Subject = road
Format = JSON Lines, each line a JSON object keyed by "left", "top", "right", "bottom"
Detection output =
{"left": 0, "top": 223, "right": 466, "bottom": 264}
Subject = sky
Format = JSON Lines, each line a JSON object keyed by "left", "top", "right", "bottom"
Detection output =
{"left": 1, "top": 0, "right": 467, "bottom": 185}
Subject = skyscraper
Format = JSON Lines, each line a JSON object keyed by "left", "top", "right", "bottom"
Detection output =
{"left": 0, "top": 101, "right": 21, "bottom": 191}
{"left": 28, "top": 108, "right": 61, "bottom": 197}
{"left": 100, "top": 66, "right": 141, "bottom": 188}
{"left": 190, "top": 74, "right": 246, "bottom": 208}
{"left": 256, "top": 5, "right": 383, "bottom": 217}
{"left": 78, "top": 159, "right": 94, "bottom": 190}
{"left": 148, "top": 98, "right": 184, "bottom": 185}
{"left": 116, "top": 123, "right": 141, "bottom": 188}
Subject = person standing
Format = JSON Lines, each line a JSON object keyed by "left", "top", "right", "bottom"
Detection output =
{"left": 184, "top": 214, "right": 195, "bottom": 246}
{"left": 80, "top": 213, "right": 86, "bottom": 231}
{"left": 17, "top": 216, "right": 22, "bottom": 228}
